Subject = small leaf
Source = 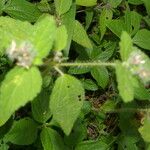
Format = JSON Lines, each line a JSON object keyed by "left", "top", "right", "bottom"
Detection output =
{"left": 76, "top": 0, "right": 97, "bottom": 6}
{"left": 119, "top": 31, "right": 133, "bottom": 61}
{"left": 115, "top": 62, "right": 134, "bottom": 102}
{"left": 4, "top": 118, "right": 38, "bottom": 145}
{"left": 81, "top": 79, "right": 98, "bottom": 91}
{"left": 3, "top": 0, "right": 41, "bottom": 22}
{"left": 50, "top": 74, "right": 85, "bottom": 135}
{"left": 0, "top": 67, "right": 42, "bottom": 126}
{"left": 54, "top": 0, "right": 72, "bottom": 16}
{"left": 73, "top": 20, "right": 92, "bottom": 49}
{"left": 41, "top": 127, "right": 66, "bottom": 150}
{"left": 54, "top": 25, "right": 68, "bottom": 51}
{"left": 91, "top": 66, "right": 109, "bottom": 89}
{"left": 31, "top": 14, "right": 56, "bottom": 64}
{"left": 133, "top": 29, "right": 150, "bottom": 50}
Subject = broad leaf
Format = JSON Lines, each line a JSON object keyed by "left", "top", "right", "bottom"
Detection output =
{"left": 76, "top": 0, "right": 97, "bottom": 6}
{"left": 4, "top": 0, "right": 41, "bottom": 22}
{"left": 133, "top": 29, "right": 150, "bottom": 50}
{"left": 108, "top": 0, "right": 122, "bottom": 8}
{"left": 115, "top": 62, "right": 134, "bottom": 102}
{"left": 0, "top": 66, "right": 42, "bottom": 126}
{"left": 54, "top": 0, "right": 72, "bottom": 16}
{"left": 54, "top": 25, "right": 68, "bottom": 51}
{"left": 4, "top": 118, "right": 38, "bottom": 145}
{"left": 31, "top": 14, "right": 56, "bottom": 64}
{"left": 119, "top": 31, "right": 133, "bottom": 61}
{"left": 41, "top": 127, "right": 66, "bottom": 150}
{"left": 128, "top": 0, "right": 143, "bottom": 5}
{"left": 73, "top": 20, "right": 92, "bottom": 49}
{"left": 50, "top": 74, "right": 85, "bottom": 135}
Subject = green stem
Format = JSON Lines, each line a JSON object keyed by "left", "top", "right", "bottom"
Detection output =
{"left": 57, "top": 62, "right": 116, "bottom": 67}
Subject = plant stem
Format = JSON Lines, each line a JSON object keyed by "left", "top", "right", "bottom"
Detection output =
{"left": 54, "top": 66, "right": 64, "bottom": 76}
{"left": 57, "top": 62, "right": 116, "bottom": 67}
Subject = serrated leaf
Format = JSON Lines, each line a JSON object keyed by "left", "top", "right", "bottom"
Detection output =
{"left": 116, "top": 62, "right": 134, "bottom": 102}
{"left": 76, "top": 0, "right": 97, "bottom": 6}
{"left": 0, "top": 66, "right": 42, "bottom": 126}
{"left": 73, "top": 20, "right": 92, "bottom": 49}
{"left": 4, "top": 118, "right": 38, "bottom": 145}
{"left": 30, "top": 14, "right": 56, "bottom": 64}
{"left": 31, "top": 90, "right": 51, "bottom": 123}
{"left": 40, "top": 127, "right": 66, "bottom": 150}
{"left": 119, "top": 31, "right": 133, "bottom": 61}
{"left": 133, "top": 29, "right": 150, "bottom": 50}
{"left": 54, "top": 25, "right": 68, "bottom": 51}
{"left": 50, "top": 74, "right": 84, "bottom": 135}
{"left": 3, "top": 0, "right": 41, "bottom": 22}
{"left": 139, "top": 117, "right": 150, "bottom": 142}
{"left": 91, "top": 66, "right": 109, "bottom": 89}
{"left": 54, "top": 0, "right": 72, "bottom": 16}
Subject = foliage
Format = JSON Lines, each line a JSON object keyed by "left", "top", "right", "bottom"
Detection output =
{"left": 0, "top": 0, "right": 150, "bottom": 149}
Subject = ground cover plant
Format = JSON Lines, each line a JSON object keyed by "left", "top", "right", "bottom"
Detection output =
{"left": 0, "top": 0, "right": 150, "bottom": 149}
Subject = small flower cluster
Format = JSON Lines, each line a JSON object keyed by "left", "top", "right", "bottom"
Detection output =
{"left": 127, "top": 49, "right": 150, "bottom": 84}
{"left": 6, "top": 40, "right": 36, "bottom": 68}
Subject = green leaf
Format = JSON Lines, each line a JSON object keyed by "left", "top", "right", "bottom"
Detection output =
{"left": 30, "top": 14, "right": 56, "bottom": 64}
{"left": 115, "top": 62, "right": 134, "bottom": 102}
{"left": 128, "top": 0, "right": 143, "bottom": 5}
{"left": 139, "top": 117, "right": 150, "bottom": 142}
{"left": 76, "top": 0, "right": 97, "bottom": 6}
{"left": 3, "top": 0, "right": 41, "bottom": 22}
{"left": 0, "top": 16, "right": 32, "bottom": 56}
{"left": 62, "top": 3, "right": 76, "bottom": 56}
{"left": 91, "top": 66, "right": 109, "bottom": 89}
{"left": 119, "top": 31, "right": 133, "bottom": 61}
{"left": 81, "top": 79, "right": 98, "bottom": 91}
{"left": 75, "top": 140, "right": 108, "bottom": 150}
{"left": 142, "top": 0, "right": 150, "bottom": 15}
{"left": 99, "top": 8, "right": 113, "bottom": 40}
{"left": 85, "top": 10, "right": 94, "bottom": 30}
{"left": 50, "top": 74, "right": 85, "bottom": 135}
{"left": 133, "top": 29, "right": 150, "bottom": 50}
{"left": 54, "top": 25, "right": 68, "bottom": 51}
{"left": 54, "top": 0, "right": 72, "bottom": 16}
{"left": 4, "top": 118, "right": 38, "bottom": 145}
{"left": 131, "top": 11, "right": 142, "bottom": 36}
{"left": 0, "top": 66, "right": 42, "bottom": 126}
{"left": 31, "top": 90, "right": 51, "bottom": 123}
{"left": 107, "top": 19, "right": 126, "bottom": 37}
{"left": 73, "top": 20, "right": 92, "bottom": 49}
{"left": 41, "top": 127, "right": 67, "bottom": 150}
{"left": 108, "top": 0, "right": 122, "bottom": 8}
